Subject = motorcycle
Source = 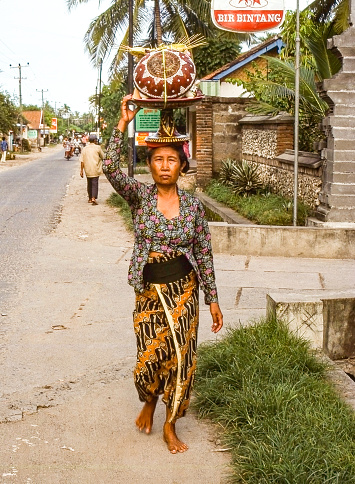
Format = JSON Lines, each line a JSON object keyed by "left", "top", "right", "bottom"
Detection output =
{"left": 74, "top": 146, "right": 80, "bottom": 156}
{"left": 65, "top": 149, "right": 72, "bottom": 160}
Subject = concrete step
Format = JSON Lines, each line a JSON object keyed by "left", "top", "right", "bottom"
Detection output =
{"left": 323, "top": 150, "right": 355, "bottom": 163}
{"left": 328, "top": 127, "right": 355, "bottom": 140}
{"left": 328, "top": 193, "right": 355, "bottom": 207}
{"left": 323, "top": 115, "right": 355, "bottom": 128}
{"left": 332, "top": 172, "right": 355, "bottom": 184}
{"left": 325, "top": 91, "right": 355, "bottom": 104}
{"left": 342, "top": 56, "right": 355, "bottom": 72}
{"left": 323, "top": 206, "right": 355, "bottom": 222}
{"left": 328, "top": 182, "right": 355, "bottom": 195}
{"left": 323, "top": 73, "right": 355, "bottom": 91}
{"left": 332, "top": 104, "right": 355, "bottom": 116}
{"left": 328, "top": 138, "right": 355, "bottom": 151}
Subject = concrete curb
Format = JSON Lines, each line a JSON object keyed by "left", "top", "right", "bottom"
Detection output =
{"left": 197, "top": 193, "right": 355, "bottom": 259}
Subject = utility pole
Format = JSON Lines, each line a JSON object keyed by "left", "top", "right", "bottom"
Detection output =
{"left": 36, "top": 88, "right": 48, "bottom": 148}
{"left": 97, "top": 59, "right": 102, "bottom": 141}
{"left": 293, "top": 0, "right": 300, "bottom": 226}
{"left": 127, "top": 0, "right": 134, "bottom": 177}
{"left": 10, "top": 62, "right": 29, "bottom": 152}
{"left": 95, "top": 85, "right": 98, "bottom": 132}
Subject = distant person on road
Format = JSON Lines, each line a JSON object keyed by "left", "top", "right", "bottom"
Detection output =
{"left": 80, "top": 134, "right": 104, "bottom": 205}
{"left": 73, "top": 136, "right": 81, "bottom": 153}
{"left": 102, "top": 94, "right": 223, "bottom": 454}
{"left": 59, "top": 134, "right": 63, "bottom": 144}
{"left": 81, "top": 134, "right": 87, "bottom": 147}
{"left": 1, "top": 137, "right": 8, "bottom": 162}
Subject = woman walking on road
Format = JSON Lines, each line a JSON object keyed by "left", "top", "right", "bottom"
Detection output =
{"left": 102, "top": 94, "right": 223, "bottom": 454}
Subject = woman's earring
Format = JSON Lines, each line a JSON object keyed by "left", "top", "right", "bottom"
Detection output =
{"left": 180, "top": 171, "right": 186, "bottom": 177}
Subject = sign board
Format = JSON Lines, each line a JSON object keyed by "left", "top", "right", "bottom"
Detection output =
{"left": 135, "top": 109, "right": 160, "bottom": 132}
{"left": 135, "top": 132, "right": 156, "bottom": 146}
{"left": 28, "top": 130, "right": 37, "bottom": 139}
{"left": 211, "top": 0, "right": 285, "bottom": 32}
{"left": 50, "top": 117, "right": 58, "bottom": 133}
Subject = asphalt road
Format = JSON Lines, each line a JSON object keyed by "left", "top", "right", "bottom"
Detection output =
{"left": 0, "top": 148, "right": 76, "bottom": 310}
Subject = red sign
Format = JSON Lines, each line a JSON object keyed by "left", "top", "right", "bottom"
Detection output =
{"left": 135, "top": 132, "right": 154, "bottom": 146}
{"left": 211, "top": 0, "right": 285, "bottom": 33}
{"left": 50, "top": 117, "right": 58, "bottom": 133}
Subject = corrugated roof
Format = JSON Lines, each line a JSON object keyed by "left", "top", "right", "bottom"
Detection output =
{"left": 22, "top": 110, "right": 42, "bottom": 129}
{"left": 202, "top": 36, "right": 283, "bottom": 81}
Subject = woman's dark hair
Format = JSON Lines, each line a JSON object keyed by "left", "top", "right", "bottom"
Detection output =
{"left": 147, "top": 145, "right": 190, "bottom": 174}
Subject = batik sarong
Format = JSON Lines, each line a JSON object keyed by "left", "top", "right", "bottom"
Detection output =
{"left": 133, "top": 266, "right": 199, "bottom": 422}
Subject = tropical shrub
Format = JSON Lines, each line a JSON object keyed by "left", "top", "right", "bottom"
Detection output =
{"left": 231, "top": 160, "right": 263, "bottom": 197}
{"left": 219, "top": 158, "right": 263, "bottom": 197}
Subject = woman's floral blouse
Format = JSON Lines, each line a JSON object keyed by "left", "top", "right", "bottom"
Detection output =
{"left": 102, "top": 127, "right": 218, "bottom": 305}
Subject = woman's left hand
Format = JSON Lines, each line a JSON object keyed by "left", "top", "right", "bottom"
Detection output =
{"left": 210, "top": 302, "right": 223, "bottom": 333}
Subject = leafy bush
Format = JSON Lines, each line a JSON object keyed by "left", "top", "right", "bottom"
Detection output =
{"left": 219, "top": 159, "right": 263, "bottom": 197}
{"left": 219, "top": 159, "right": 238, "bottom": 186}
{"left": 230, "top": 160, "right": 263, "bottom": 197}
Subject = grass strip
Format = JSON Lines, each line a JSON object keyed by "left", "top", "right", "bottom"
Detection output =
{"left": 205, "top": 180, "right": 310, "bottom": 226}
{"left": 107, "top": 192, "right": 133, "bottom": 231}
{"left": 194, "top": 317, "right": 355, "bottom": 483}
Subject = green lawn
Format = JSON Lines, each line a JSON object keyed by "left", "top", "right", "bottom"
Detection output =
{"left": 205, "top": 180, "right": 311, "bottom": 226}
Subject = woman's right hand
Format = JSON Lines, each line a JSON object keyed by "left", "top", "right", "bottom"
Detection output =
{"left": 117, "top": 94, "right": 140, "bottom": 133}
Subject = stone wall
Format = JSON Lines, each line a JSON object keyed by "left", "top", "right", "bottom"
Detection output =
{"left": 315, "top": 0, "right": 355, "bottom": 223}
{"left": 240, "top": 114, "right": 323, "bottom": 209}
{"left": 195, "top": 101, "right": 323, "bottom": 209}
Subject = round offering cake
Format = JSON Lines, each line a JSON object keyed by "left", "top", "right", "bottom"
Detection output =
{"left": 133, "top": 49, "right": 196, "bottom": 100}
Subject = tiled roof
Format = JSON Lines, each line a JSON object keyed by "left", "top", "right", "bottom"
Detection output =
{"left": 202, "top": 36, "right": 283, "bottom": 80}
{"left": 22, "top": 110, "right": 42, "bottom": 129}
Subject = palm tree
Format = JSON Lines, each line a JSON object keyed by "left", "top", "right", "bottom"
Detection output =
{"left": 307, "top": 0, "right": 350, "bottom": 33}
{"left": 67, "top": 0, "right": 219, "bottom": 71}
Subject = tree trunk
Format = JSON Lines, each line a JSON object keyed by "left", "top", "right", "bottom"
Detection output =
{"left": 155, "top": 0, "right": 163, "bottom": 45}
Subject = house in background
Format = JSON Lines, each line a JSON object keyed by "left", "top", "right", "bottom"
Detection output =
{"left": 199, "top": 36, "right": 284, "bottom": 97}
{"left": 21, "top": 110, "right": 50, "bottom": 149}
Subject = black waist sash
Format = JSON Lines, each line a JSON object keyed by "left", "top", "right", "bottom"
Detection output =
{"left": 143, "top": 255, "right": 193, "bottom": 284}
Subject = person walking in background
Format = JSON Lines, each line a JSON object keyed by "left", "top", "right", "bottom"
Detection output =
{"left": 1, "top": 137, "right": 8, "bottom": 162}
{"left": 80, "top": 134, "right": 104, "bottom": 205}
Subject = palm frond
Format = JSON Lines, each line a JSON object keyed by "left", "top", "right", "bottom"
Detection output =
{"left": 304, "top": 23, "right": 342, "bottom": 79}
{"left": 246, "top": 100, "right": 282, "bottom": 116}
{"left": 67, "top": 0, "right": 94, "bottom": 11}
{"left": 307, "top": 0, "right": 343, "bottom": 22}
{"left": 334, "top": 0, "right": 350, "bottom": 33}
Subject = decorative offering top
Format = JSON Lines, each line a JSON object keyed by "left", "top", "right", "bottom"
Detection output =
{"left": 121, "top": 36, "right": 205, "bottom": 108}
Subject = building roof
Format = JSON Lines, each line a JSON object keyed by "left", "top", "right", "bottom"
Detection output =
{"left": 202, "top": 36, "right": 284, "bottom": 81}
{"left": 22, "top": 110, "right": 42, "bottom": 130}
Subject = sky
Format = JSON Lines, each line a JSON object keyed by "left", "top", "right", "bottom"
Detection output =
{"left": 0, "top": 0, "right": 312, "bottom": 115}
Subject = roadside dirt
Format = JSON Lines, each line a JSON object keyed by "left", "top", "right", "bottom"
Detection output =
{"left": 0, "top": 149, "right": 230, "bottom": 483}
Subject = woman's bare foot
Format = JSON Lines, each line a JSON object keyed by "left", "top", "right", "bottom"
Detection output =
{"left": 163, "top": 422, "right": 188, "bottom": 454}
{"left": 135, "top": 397, "right": 158, "bottom": 434}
